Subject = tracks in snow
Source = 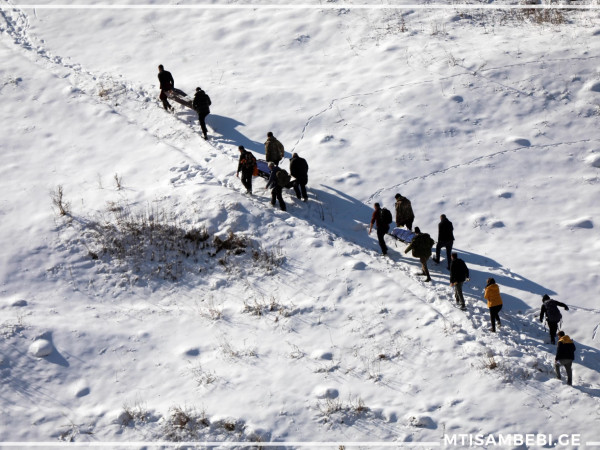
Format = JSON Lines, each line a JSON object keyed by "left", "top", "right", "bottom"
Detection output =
{"left": 2, "top": 0, "right": 599, "bottom": 417}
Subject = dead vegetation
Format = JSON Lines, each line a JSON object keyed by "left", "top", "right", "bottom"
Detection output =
{"left": 64, "top": 200, "right": 283, "bottom": 285}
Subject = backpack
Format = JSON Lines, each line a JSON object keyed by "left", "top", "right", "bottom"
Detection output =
{"left": 243, "top": 152, "right": 256, "bottom": 171}
{"left": 412, "top": 233, "right": 434, "bottom": 258}
{"left": 276, "top": 169, "right": 291, "bottom": 187}
{"left": 381, "top": 208, "right": 393, "bottom": 225}
{"left": 545, "top": 300, "right": 562, "bottom": 323}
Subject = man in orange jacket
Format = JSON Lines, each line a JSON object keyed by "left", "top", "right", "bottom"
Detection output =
{"left": 484, "top": 278, "right": 503, "bottom": 332}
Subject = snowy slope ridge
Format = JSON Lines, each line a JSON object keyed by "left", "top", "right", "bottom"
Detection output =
{"left": 1, "top": 1, "right": 600, "bottom": 447}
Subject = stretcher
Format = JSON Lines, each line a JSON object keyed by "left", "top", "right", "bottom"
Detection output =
{"left": 256, "top": 159, "right": 271, "bottom": 179}
{"left": 166, "top": 88, "right": 194, "bottom": 109}
{"left": 388, "top": 227, "right": 415, "bottom": 243}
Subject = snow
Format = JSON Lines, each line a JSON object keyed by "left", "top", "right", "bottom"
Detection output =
{"left": 1, "top": 1, "right": 600, "bottom": 447}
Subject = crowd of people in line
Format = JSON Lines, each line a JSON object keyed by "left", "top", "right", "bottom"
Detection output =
{"left": 368, "top": 198, "right": 576, "bottom": 385}
{"left": 157, "top": 66, "right": 577, "bottom": 387}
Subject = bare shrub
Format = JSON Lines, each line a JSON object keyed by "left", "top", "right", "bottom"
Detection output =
{"left": 499, "top": 1, "right": 567, "bottom": 26}
{"left": 243, "top": 298, "right": 266, "bottom": 316}
{"left": 350, "top": 395, "right": 369, "bottom": 414}
{"left": 120, "top": 401, "right": 150, "bottom": 426}
{"left": 1, "top": 314, "right": 26, "bottom": 338}
{"left": 482, "top": 354, "right": 498, "bottom": 370}
{"left": 113, "top": 173, "right": 123, "bottom": 190}
{"left": 219, "top": 339, "right": 257, "bottom": 359}
{"left": 51, "top": 185, "right": 70, "bottom": 216}
{"left": 189, "top": 363, "right": 217, "bottom": 386}
{"left": 317, "top": 397, "right": 343, "bottom": 418}
{"left": 252, "top": 244, "right": 284, "bottom": 270}
{"left": 83, "top": 202, "right": 210, "bottom": 282}
{"left": 162, "top": 406, "right": 209, "bottom": 442}
{"left": 67, "top": 200, "right": 281, "bottom": 288}
{"left": 317, "top": 394, "right": 371, "bottom": 425}
{"left": 213, "top": 231, "right": 248, "bottom": 255}
{"left": 200, "top": 297, "right": 224, "bottom": 321}
{"left": 288, "top": 343, "right": 305, "bottom": 360}
{"left": 243, "top": 296, "right": 291, "bottom": 319}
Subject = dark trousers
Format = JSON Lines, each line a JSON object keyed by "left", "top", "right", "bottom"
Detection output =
{"left": 160, "top": 90, "right": 172, "bottom": 110}
{"left": 271, "top": 186, "right": 286, "bottom": 211}
{"left": 240, "top": 170, "right": 253, "bottom": 193}
{"left": 419, "top": 256, "right": 431, "bottom": 280}
{"left": 376, "top": 227, "right": 388, "bottom": 255}
{"left": 555, "top": 359, "right": 573, "bottom": 385}
{"left": 547, "top": 320, "right": 559, "bottom": 344}
{"left": 435, "top": 240, "right": 453, "bottom": 268}
{"left": 198, "top": 112, "right": 209, "bottom": 137}
{"left": 292, "top": 180, "right": 308, "bottom": 200}
{"left": 489, "top": 304, "right": 502, "bottom": 331}
{"left": 454, "top": 282, "right": 465, "bottom": 306}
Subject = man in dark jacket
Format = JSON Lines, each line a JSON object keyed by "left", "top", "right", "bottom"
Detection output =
{"left": 265, "top": 162, "right": 286, "bottom": 211}
{"left": 157, "top": 64, "right": 174, "bottom": 111}
{"left": 289, "top": 153, "right": 309, "bottom": 202}
{"left": 449, "top": 252, "right": 469, "bottom": 309}
{"left": 394, "top": 193, "right": 414, "bottom": 230}
{"left": 236, "top": 146, "right": 255, "bottom": 195}
{"left": 555, "top": 331, "right": 576, "bottom": 385}
{"left": 192, "top": 87, "right": 212, "bottom": 139}
{"left": 368, "top": 203, "right": 389, "bottom": 256}
{"left": 435, "top": 214, "right": 455, "bottom": 269}
{"left": 404, "top": 227, "right": 435, "bottom": 282}
{"left": 265, "top": 132, "right": 284, "bottom": 166}
{"left": 540, "top": 294, "right": 569, "bottom": 344}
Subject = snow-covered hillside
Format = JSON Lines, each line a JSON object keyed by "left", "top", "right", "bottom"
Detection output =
{"left": 1, "top": 1, "right": 600, "bottom": 447}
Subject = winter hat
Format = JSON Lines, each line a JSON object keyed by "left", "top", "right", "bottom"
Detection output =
{"left": 238, "top": 145, "right": 245, "bottom": 151}
{"left": 542, "top": 294, "right": 550, "bottom": 301}
{"left": 414, "top": 227, "right": 421, "bottom": 234}
{"left": 395, "top": 193, "right": 401, "bottom": 199}
{"left": 196, "top": 87, "right": 202, "bottom": 92}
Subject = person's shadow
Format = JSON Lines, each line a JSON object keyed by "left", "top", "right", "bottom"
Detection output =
{"left": 205, "top": 115, "right": 263, "bottom": 151}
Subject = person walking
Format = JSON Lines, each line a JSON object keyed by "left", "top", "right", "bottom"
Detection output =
{"left": 236, "top": 145, "right": 256, "bottom": 195}
{"left": 265, "top": 162, "right": 286, "bottom": 211}
{"left": 484, "top": 278, "right": 503, "bottom": 332}
{"left": 157, "top": 64, "right": 174, "bottom": 111}
{"left": 435, "top": 214, "right": 455, "bottom": 269}
{"left": 540, "top": 294, "right": 569, "bottom": 344}
{"left": 404, "top": 227, "right": 435, "bottom": 281}
{"left": 192, "top": 87, "right": 212, "bottom": 139}
{"left": 394, "top": 193, "right": 415, "bottom": 231}
{"left": 265, "top": 132, "right": 284, "bottom": 166}
{"left": 368, "top": 203, "right": 390, "bottom": 256}
{"left": 555, "top": 330, "right": 576, "bottom": 386}
{"left": 289, "top": 153, "right": 309, "bottom": 202}
{"left": 449, "top": 252, "right": 469, "bottom": 310}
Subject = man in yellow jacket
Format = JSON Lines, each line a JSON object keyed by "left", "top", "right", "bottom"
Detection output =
{"left": 555, "top": 331, "right": 576, "bottom": 386}
{"left": 484, "top": 277, "right": 503, "bottom": 332}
